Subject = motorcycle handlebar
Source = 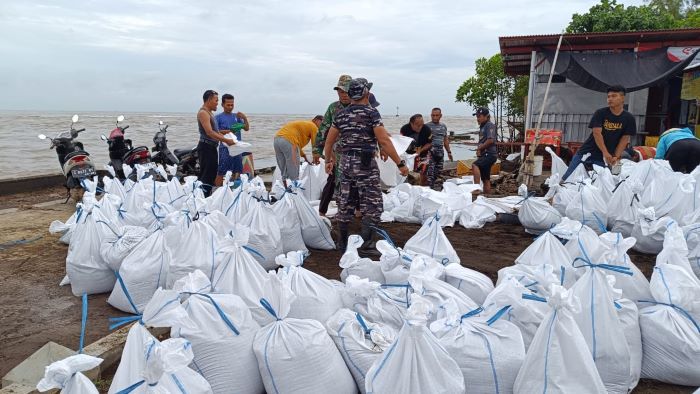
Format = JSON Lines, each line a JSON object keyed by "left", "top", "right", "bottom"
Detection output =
{"left": 122, "top": 125, "right": 130, "bottom": 131}
{"left": 164, "top": 125, "right": 169, "bottom": 131}
{"left": 75, "top": 128, "right": 86, "bottom": 133}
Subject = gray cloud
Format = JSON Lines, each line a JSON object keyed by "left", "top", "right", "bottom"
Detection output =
{"left": 0, "top": 0, "right": 645, "bottom": 115}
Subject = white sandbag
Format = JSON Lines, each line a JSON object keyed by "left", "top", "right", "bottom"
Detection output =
{"left": 340, "top": 235, "right": 385, "bottom": 283}
{"left": 377, "top": 134, "right": 414, "bottom": 187}
{"left": 364, "top": 294, "right": 466, "bottom": 394}
{"left": 550, "top": 182, "right": 579, "bottom": 217}
{"left": 100, "top": 225, "right": 150, "bottom": 272}
{"left": 172, "top": 271, "right": 264, "bottom": 394}
{"left": 408, "top": 258, "right": 479, "bottom": 322}
{"left": 240, "top": 199, "right": 284, "bottom": 269}
{"left": 270, "top": 181, "right": 308, "bottom": 254}
{"left": 326, "top": 309, "right": 397, "bottom": 393}
{"left": 483, "top": 278, "right": 549, "bottom": 350}
{"left": 224, "top": 133, "right": 253, "bottom": 156}
{"left": 513, "top": 285, "right": 606, "bottom": 394}
{"left": 205, "top": 171, "right": 237, "bottom": 213}
{"left": 514, "top": 231, "right": 573, "bottom": 279}
{"left": 591, "top": 164, "right": 616, "bottom": 202}
{"left": 199, "top": 210, "right": 234, "bottom": 237}
{"left": 518, "top": 195, "right": 562, "bottom": 235}
{"left": 458, "top": 202, "right": 497, "bottom": 229}
{"left": 616, "top": 298, "right": 642, "bottom": 392}
{"left": 569, "top": 262, "right": 633, "bottom": 394}
{"left": 376, "top": 239, "right": 412, "bottom": 285}
{"left": 545, "top": 146, "right": 568, "bottom": 181}
{"left": 253, "top": 283, "right": 356, "bottom": 394}
{"left": 639, "top": 263, "right": 700, "bottom": 386}
{"left": 443, "top": 262, "right": 494, "bottom": 305}
{"left": 606, "top": 179, "right": 644, "bottom": 236}
{"left": 66, "top": 201, "right": 117, "bottom": 296}
{"left": 684, "top": 223, "right": 700, "bottom": 279}
{"left": 565, "top": 181, "right": 608, "bottom": 234}
{"left": 287, "top": 180, "right": 335, "bottom": 250}
{"left": 351, "top": 276, "right": 411, "bottom": 331}
{"left": 37, "top": 354, "right": 102, "bottom": 394}
{"left": 431, "top": 301, "right": 525, "bottom": 394}
{"left": 210, "top": 227, "right": 270, "bottom": 321}
{"left": 109, "top": 289, "right": 212, "bottom": 394}
{"left": 498, "top": 263, "right": 570, "bottom": 295}
{"left": 166, "top": 218, "right": 218, "bottom": 288}
{"left": 631, "top": 208, "right": 676, "bottom": 254}
{"left": 108, "top": 228, "right": 170, "bottom": 314}
{"left": 276, "top": 250, "right": 343, "bottom": 323}
{"left": 49, "top": 210, "right": 77, "bottom": 245}
{"left": 404, "top": 213, "right": 460, "bottom": 265}
{"left": 298, "top": 159, "right": 328, "bottom": 201}
{"left": 655, "top": 219, "right": 698, "bottom": 275}
{"left": 598, "top": 232, "right": 652, "bottom": 305}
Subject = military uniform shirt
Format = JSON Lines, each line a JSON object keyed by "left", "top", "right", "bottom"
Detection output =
{"left": 332, "top": 104, "right": 382, "bottom": 152}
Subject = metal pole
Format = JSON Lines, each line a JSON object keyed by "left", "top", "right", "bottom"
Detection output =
{"left": 525, "top": 50, "right": 537, "bottom": 129}
{"left": 523, "top": 35, "right": 564, "bottom": 188}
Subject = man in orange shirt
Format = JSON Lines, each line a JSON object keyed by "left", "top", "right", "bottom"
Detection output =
{"left": 274, "top": 116, "right": 323, "bottom": 182}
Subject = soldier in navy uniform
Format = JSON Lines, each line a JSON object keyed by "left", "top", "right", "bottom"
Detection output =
{"left": 323, "top": 78, "right": 408, "bottom": 252}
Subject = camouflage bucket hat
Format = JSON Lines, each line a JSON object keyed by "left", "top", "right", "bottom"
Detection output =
{"left": 334, "top": 74, "right": 352, "bottom": 92}
{"left": 348, "top": 78, "right": 373, "bottom": 100}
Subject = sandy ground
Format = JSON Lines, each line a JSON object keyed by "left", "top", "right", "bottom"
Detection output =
{"left": 0, "top": 187, "right": 695, "bottom": 393}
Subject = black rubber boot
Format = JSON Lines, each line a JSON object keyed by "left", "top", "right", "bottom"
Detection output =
{"left": 337, "top": 223, "right": 349, "bottom": 253}
{"left": 358, "top": 219, "right": 381, "bottom": 258}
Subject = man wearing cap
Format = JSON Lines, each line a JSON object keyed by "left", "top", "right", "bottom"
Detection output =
{"left": 324, "top": 78, "right": 408, "bottom": 252}
{"left": 314, "top": 75, "right": 352, "bottom": 216}
{"left": 562, "top": 85, "right": 636, "bottom": 180}
{"left": 472, "top": 107, "right": 497, "bottom": 194}
{"left": 197, "top": 89, "right": 236, "bottom": 197}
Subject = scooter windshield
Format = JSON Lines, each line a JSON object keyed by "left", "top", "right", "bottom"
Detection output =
{"left": 55, "top": 131, "right": 72, "bottom": 139}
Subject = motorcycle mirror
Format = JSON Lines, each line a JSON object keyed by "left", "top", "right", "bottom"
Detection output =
{"left": 38, "top": 134, "right": 47, "bottom": 140}
{"left": 159, "top": 120, "right": 164, "bottom": 125}
{"left": 117, "top": 115, "right": 125, "bottom": 123}
{"left": 100, "top": 135, "right": 107, "bottom": 141}
{"left": 71, "top": 114, "right": 79, "bottom": 123}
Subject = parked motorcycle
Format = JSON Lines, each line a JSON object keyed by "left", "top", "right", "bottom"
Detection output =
{"left": 101, "top": 115, "right": 151, "bottom": 180}
{"left": 150, "top": 120, "right": 199, "bottom": 178}
{"left": 37, "top": 114, "right": 96, "bottom": 202}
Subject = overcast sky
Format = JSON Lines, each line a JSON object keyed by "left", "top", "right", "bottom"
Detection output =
{"left": 0, "top": 0, "right": 645, "bottom": 115}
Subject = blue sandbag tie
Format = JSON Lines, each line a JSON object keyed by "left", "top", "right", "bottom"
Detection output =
{"left": 260, "top": 298, "right": 281, "bottom": 321}
{"left": 572, "top": 257, "right": 633, "bottom": 276}
{"left": 638, "top": 300, "right": 700, "bottom": 333}
{"left": 371, "top": 226, "right": 396, "bottom": 248}
{"left": 114, "top": 271, "right": 141, "bottom": 314}
{"left": 78, "top": 293, "right": 88, "bottom": 354}
{"left": 243, "top": 245, "right": 265, "bottom": 260}
{"left": 522, "top": 293, "right": 547, "bottom": 303}
{"left": 109, "top": 315, "right": 143, "bottom": 330}
{"left": 560, "top": 266, "right": 566, "bottom": 286}
{"left": 486, "top": 305, "right": 512, "bottom": 326}
{"left": 460, "top": 306, "right": 484, "bottom": 322}
{"left": 184, "top": 293, "right": 240, "bottom": 335}
{"left": 355, "top": 312, "right": 373, "bottom": 336}
{"left": 114, "top": 379, "right": 153, "bottom": 394}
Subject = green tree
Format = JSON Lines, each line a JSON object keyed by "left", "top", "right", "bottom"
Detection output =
{"left": 646, "top": 0, "right": 699, "bottom": 20}
{"left": 566, "top": 0, "right": 678, "bottom": 33}
{"left": 455, "top": 54, "right": 528, "bottom": 124}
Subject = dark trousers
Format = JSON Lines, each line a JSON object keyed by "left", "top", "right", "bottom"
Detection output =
{"left": 667, "top": 138, "right": 700, "bottom": 173}
{"left": 197, "top": 141, "right": 218, "bottom": 197}
{"left": 318, "top": 170, "right": 335, "bottom": 215}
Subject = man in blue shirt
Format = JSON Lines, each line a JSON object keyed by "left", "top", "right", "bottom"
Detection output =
{"left": 215, "top": 93, "right": 249, "bottom": 185}
{"left": 655, "top": 127, "right": 700, "bottom": 173}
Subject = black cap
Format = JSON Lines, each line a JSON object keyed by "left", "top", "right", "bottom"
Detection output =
{"left": 473, "top": 107, "right": 489, "bottom": 116}
{"left": 369, "top": 93, "right": 380, "bottom": 108}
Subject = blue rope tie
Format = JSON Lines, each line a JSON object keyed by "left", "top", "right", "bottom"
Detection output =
{"left": 78, "top": 293, "right": 88, "bottom": 353}
{"left": 638, "top": 300, "right": 700, "bottom": 333}
{"left": 260, "top": 298, "right": 281, "bottom": 321}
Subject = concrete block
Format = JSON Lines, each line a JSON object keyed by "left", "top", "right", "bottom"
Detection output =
{"left": 1, "top": 342, "right": 74, "bottom": 389}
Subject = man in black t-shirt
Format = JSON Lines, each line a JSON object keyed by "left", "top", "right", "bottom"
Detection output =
{"left": 562, "top": 85, "right": 636, "bottom": 181}
{"left": 400, "top": 114, "right": 433, "bottom": 185}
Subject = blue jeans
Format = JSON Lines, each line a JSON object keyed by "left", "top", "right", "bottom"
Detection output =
{"left": 562, "top": 152, "right": 605, "bottom": 181}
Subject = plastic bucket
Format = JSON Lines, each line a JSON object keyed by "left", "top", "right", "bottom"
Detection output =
{"left": 533, "top": 155, "right": 544, "bottom": 176}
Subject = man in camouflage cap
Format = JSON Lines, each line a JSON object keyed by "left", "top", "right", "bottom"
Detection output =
{"left": 314, "top": 74, "right": 352, "bottom": 216}
{"left": 324, "top": 77, "right": 408, "bottom": 252}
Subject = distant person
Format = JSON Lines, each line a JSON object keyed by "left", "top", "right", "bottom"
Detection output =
{"left": 197, "top": 90, "right": 235, "bottom": 196}
{"left": 471, "top": 107, "right": 497, "bottom": 194}
{"left": 425, "top": 107, "right": 453, "bottom": 189}
{"left": 274, "top": 116, "right": 323, "bottom": 182}
{"left": 655, "top": 127, "right": 700, "bottom": 173}
{"left": 215, "top": 93, "right": 249, "bottom": 185}
{"left": 314, "top": 75, "right": 352, "bottom": 216}
{"left": 562, "top": 85, "right": 636, "bottom": 180}
{"left": 400, "top": 114, "right": 433, "bottom": 185}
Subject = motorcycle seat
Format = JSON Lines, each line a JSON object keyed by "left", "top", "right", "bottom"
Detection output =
{"left": 64, "top": 150, "right": 90, "bottom": 160}
{"left": 174, "top": 148, "right": 193, "bottom": 157}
